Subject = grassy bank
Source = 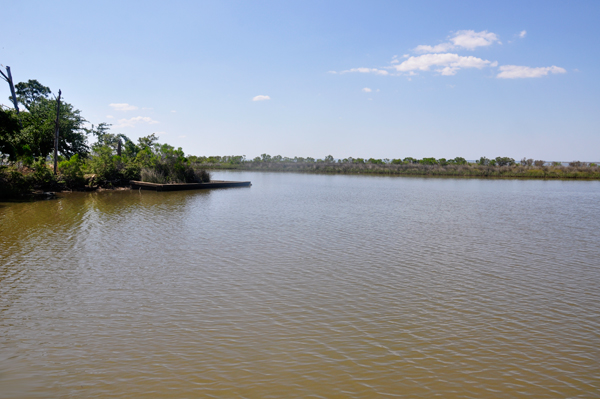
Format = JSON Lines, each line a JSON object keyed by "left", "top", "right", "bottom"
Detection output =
{"left": 198, "top": 161, "right": 600, "bottom": 179}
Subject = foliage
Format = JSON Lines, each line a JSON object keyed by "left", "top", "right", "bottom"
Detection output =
{"left": 0, "top": 108, "right": 24, "bottom": 161}
{"left": 478, "top": 157, "right": 490, "bottom": 166}
{"left": 14, "top": 79, "right": 52, "bottom": 109}
{"left": 419, "top": 157, "right": 438, "bottom": 165}
{"left": 29, "top": 159, "right": 56, "bottom": 187}
{"left": 0, "top": 166, "right": 30, "bottom": 198}
{"left": 58, "top": 154, "right": 85, "bottom": 186}
{"left": 6, "top": 80, "right": 90, "bottom": 161}
{"left": 495, "top": 157, "right": 515, "bottom": 166}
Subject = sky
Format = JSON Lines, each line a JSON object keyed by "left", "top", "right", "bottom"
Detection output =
{"left": 2, "top": 0, "right": 599, "bottom": 161}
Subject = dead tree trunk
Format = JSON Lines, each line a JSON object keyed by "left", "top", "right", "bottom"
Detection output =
{"left": 53, "top": 90, "right": 62, "bottom": 175}
{"left": 0, "top": 66, "right": 22, "bottom": 127}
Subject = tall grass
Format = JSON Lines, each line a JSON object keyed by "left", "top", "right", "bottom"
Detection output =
{"left": 140, "top": 165, "right": 210, "bottom": 184}
{"left": 204, "top": 162, "right": 600, "bottom": 179}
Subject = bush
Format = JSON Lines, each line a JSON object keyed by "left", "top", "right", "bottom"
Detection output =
{"left": 0, "top": 167, "right": 31, "bottom": 198}
{"left": 59, "top": 154, "right": 85, "bottom": 186}
{"left": 140, "top": 167, "right": 167, "bottom": 183}
{"left": 29, "top": 159, "right": 56, "bottom": 188}
{"left": 495, "top": 157, "right": 515, "bottom": 166}
{"left": 198, "top": 169, "right": 210, "bottom": 182}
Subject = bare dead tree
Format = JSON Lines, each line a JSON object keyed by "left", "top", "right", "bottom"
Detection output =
{"left": 0, "top": 65, "right": 22, "bottom": 127}
{"left": 54, "top": 90, "right": 62, "bottom": 174}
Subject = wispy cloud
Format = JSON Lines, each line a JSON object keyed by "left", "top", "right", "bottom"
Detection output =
{"left": 497, "top": 65, "right": 566, "bottom": 79}
{"left": 362, "top": 87, "right": 372, "bottom": 92}
{"left": 340, "top": 67, "right": 389, "bottom": 76}
{"left": 252, "top": 95, "right": 271, "bottom": 101}
{"left": 414, "top": 30, "right": 500, "bottom": 53}
{"left": 116, "top": 116, "right": 159, "bottom": 128}
{"left": 394, "top": 53, "right": 497, "bottom": 76}
{"left": 106, "top": 115, "right": 114, "bottom": 119}
{"left": 109, "top": 103, "right": 138, "bottom": 111}
{"left": 414, "top": 43, "right": 454, "bottom": 53}
{"left": 519, "top": 30, "right": 527, "bottom": 39}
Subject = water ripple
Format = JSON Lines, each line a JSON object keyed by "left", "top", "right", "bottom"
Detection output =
{"left": 1, "top": 174, "right": 599, "bottom": 398}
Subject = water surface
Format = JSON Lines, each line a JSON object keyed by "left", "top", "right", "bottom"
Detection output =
{"left": 1, "top": 172, "right": 599, "bottom": 398}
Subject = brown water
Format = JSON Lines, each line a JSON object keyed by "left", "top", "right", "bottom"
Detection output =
{"left": 1, "top": 171, "right": 599, "bottom": 398}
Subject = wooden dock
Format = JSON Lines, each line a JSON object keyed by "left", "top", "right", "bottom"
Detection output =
{"left": 130, "top": 180, "right": 251, "bottom": 191}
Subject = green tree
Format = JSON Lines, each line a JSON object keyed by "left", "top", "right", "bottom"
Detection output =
{"left": 13, "top": 80, "right": 52, "bottom": 109}
{"left": 495, "top": 157, "right": 515, "bottom": 166}
{"left": 0, "top": 108, "right": 22, "bottom": 161}
{"left": 138, "top": 133, "right": 159, "bottom": 150}
{"left": 419, "top": 157, "right": 438, "bottom": 165}
{"left": 11, "top": 80, "right": 89, "bottom": 160}
{"left": 19, "top": 98, "right": 89, "bottom": 159}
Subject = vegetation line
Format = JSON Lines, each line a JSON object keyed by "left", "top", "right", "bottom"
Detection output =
{"left": 193, "top": 155, "right": 600, "bottom": 180}
{"left": 1, "top": 79, "right": 598, "bottom": 200}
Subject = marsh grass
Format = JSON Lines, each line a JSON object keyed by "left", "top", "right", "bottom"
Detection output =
{"left": 140, "top": 166, "right": 211, "bottom": 184}
{"left": 201, "top": 162, "right": 600, "bottom": 179}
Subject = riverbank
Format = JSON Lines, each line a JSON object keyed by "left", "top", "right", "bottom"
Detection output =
{"left": 199, "top": 162, "right": 600, "bottom": 180}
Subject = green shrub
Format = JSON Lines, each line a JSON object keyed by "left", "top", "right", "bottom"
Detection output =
{"left": 59, "top": 154, "right": 85, "bottom": 186}
{"left": 29, "top": 159, "right": 56, "bottom": 188}
{"left": 0, "top": 167, "right": 31, "bottom": 198}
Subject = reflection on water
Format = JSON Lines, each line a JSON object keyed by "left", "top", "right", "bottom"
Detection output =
{"left": 1, "top": 172, "right": 599, "bottom": 398}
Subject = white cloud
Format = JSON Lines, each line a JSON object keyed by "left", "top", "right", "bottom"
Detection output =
{"left": 109, "top": 103, "right": 138, "bottom": 111}
{"left": 414, "top": 30, "right": 500, "bottom": 53}
{"left": 171, "top": 110, "right": 177, "bottom": 113}
{"left": 340, "top": 67, "right": 389, "bottom": 75}
{"left": 497, "top": 65, "right": 566, "bottom": 79}
{"left": 452, "top": 30, "right": 499, "bottom": 49}
{"left": 252, "top": 95, "right": 271, "bottom": 101}
{"left": 155, "top": 131, "right": 167, "bottom": 136}
{"left": 394, "top": 53, "right": 495, "bottom": 75}
{"left": 414, "top": 43, "right": 454, "bottom": 53}
{"left": 116, "top": 116, "right": 159, "bottom": 128}
{"left": 106, "top": 115, "right": 114, "bottom": 119}
{"left": 178, "top": 135, "right": 187, "bottom": 138}
{"left": 519, "top": 30, "right": 527, "bottom": 38}
{"left": 362, "top": 87, "right": 372, "bottom": 92}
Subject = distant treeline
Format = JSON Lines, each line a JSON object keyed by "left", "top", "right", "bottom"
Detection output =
{"left": 190, "top": 154, "right": 600, "bottom": 179}
{"left": 190, "top": 154, "right": 596, "bottom": 167}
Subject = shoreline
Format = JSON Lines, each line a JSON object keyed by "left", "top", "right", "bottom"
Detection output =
{"left": 200, "top": 163, "right": 600, "bottom": 180}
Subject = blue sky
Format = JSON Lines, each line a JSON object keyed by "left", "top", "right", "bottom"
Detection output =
{"left": 2, "top": 0, "right": 599, "bottom": 160}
